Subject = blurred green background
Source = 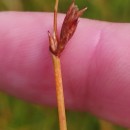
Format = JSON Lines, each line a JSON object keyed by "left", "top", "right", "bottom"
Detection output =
{"left": 0, "top": 0, "right": 130, "bottom": 130}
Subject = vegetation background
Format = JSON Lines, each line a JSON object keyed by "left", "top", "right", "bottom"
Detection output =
{"left": 0, "top": 0, "right": 130, "bottom": 130}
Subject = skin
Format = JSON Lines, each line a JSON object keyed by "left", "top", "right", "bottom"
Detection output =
{"left": 0, "top": 12, "right": 130, "bottom": 127}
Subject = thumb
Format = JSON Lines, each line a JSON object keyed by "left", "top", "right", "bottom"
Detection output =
{"left": 0, "top": 12, "right": 130, "bottom": 128}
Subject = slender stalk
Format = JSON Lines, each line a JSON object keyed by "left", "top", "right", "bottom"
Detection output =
{"left": 52, "top": 54, "right": 67, "bottom": 130}
{"left": 51, "top": 1, "right": 67, "bottom": 130}
{"left": 54, "top": 0, "right": 59, "bottom": 38}
{"left": 99, "top": 120, "right": 113, "bottom": 130}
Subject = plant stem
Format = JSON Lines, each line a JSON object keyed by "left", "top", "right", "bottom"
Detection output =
{"left": 54, "top": 0, "right": 59, "bottom": 38}
{"left": 52, "top": 54, "right": 67, "bottom": 130}
{"left": 52, "top": 0, "right": 67, "bottom": 130}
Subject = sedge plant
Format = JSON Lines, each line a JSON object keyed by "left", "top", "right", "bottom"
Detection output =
{"left": 48, "top": 0, "right": 87, "bottom": 130}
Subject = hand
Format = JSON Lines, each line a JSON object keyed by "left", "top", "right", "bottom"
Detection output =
{"left": 0, "top": 12, "right": 130, "bottom": 128}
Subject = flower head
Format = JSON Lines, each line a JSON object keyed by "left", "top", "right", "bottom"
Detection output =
{"left": 49, "top": 1, "right": 87, "bottom": 56}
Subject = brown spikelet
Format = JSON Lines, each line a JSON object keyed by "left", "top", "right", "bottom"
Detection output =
{"left": 49, "top": 1, "right": 87, "bottom": 56}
